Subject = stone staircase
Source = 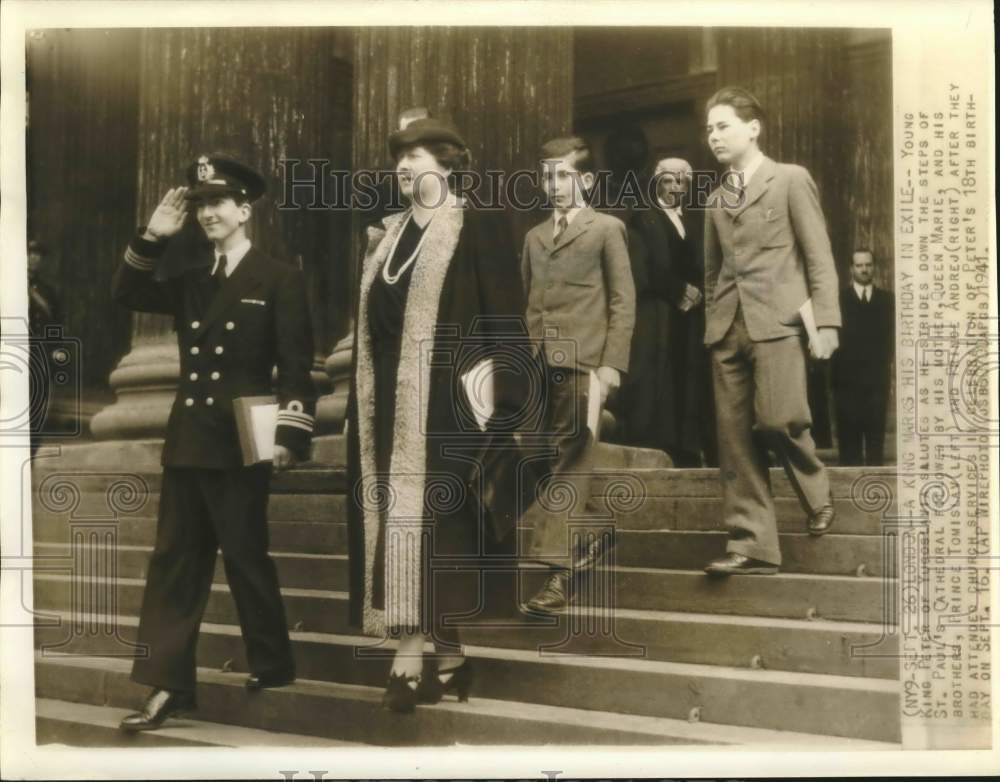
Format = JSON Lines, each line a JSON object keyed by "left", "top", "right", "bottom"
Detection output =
{"left": 30, "top": 443, "right": 900, "bottom": 748}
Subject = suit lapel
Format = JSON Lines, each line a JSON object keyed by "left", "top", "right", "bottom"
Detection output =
{"left": 193, "top": 247, "right": 265, "bottom": 342}
{"left": 657, "top": 207, "right": 685, "bottom": 243}
{"left": 553, "top": 207, "right": 594, "bottom": 253}
{"left": 535, "top": 221, "right": 555, "bottom": 254}
{"left": 729, "top": 156, "right": 776, "bottom": 220}
{"left": 646, "top": 209, "right": 671, "bottom": 256}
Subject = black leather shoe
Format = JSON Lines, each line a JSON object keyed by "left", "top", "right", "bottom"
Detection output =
{"left": 119, "top": 688, "right": 195, "bottom": 732}
{"left": 704, "top": 552, "right": 779, "bottom": 576}
{"left": 808, "top": 503, "right": 836, "bottom": 536}
{"left": 417, "top": 659, "right": 474, "bottom": 704}
{"left": 246, "top": 669, "right": 295, "bottom": 690}
{"left": 524, "top": 568, "right": 572, "bottom": 614}
{"left": 381, "top": 671, "right": 420, "bottom": 713}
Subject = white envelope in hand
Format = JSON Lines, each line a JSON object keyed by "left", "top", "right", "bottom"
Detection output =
{"left": 798, "top": 298, "right": 822, "bottom": 355}
{"left": 460, "top": 358, "right": 495, "bottom": 431}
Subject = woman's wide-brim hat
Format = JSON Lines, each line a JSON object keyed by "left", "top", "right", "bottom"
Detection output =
{"left": 388, "top": 118, "right": 467, "bottom": 158}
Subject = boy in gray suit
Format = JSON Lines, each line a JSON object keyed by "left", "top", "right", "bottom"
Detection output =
{"left": 702, "top": 87, "right": 841, "bottom": 576}
{"left": 519, "top": 136, "right": 636, "bottom": 613}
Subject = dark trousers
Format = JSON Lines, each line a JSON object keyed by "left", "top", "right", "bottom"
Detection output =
{"left": 711, "top": 306, "right": 830, "bottom": 566}
{"left": 520, "top": 362, "right": 597, "bottom": 567}
{"left": 131, "top": 465, "right": 294, "bottom": 694}
{"left": 836, "top": 384, "right": 888, "bottom": 466}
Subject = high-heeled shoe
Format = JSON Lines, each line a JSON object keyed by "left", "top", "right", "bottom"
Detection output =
{"left": 381, "top": 671, "right": 421, "bottom": 713}
{"left": 417, "top": 659, "right": 474, "bottom": 704}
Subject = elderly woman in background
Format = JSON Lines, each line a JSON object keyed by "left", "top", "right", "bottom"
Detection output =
{"left": 346, "top": 118, "right": 527, "bottom": 713}
{"left": 622, "top": 156, "right": 713, "bottom": 466}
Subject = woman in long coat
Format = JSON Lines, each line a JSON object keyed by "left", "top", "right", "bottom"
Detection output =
{"left": 346, "top": 119, "right": 527, "bottom": 712}
{"left": 620, "top": 160, "right": 712, "bottom": 466}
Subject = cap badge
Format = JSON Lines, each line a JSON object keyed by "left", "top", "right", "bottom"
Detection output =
{"left": 196, "top": 156, "right": 216, "bottom": 182}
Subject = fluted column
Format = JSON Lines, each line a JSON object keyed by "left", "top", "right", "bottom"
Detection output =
{"left": 92, "top": 27, "right": 353, "bottom": 442}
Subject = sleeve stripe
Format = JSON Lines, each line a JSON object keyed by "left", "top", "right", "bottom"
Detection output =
{"left": 277, "top": 411, "right": 315, "bottom": 424}
{"left": 277, "top": 420, "right": 314, "bottom": 433}
{"left": 124, "top": 246, "right": 155, "bottom": 271}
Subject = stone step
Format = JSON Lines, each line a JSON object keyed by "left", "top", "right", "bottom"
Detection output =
{"left": 33, "top": 544, "right": 895, "bottom": 623}
{"left": 33, "top": 575, "right": 898, "bottom": 676}
{"left": 36, "top": 615, "right": 900, "bottom": 742}
{"left": 34, "top": 651, "right": 898, "bottom": 747}
{"left": 37, "top": 613, "right": 899, "bottom": 741}
{"left": 37, "top": 437, "right": 672, "bottom": 473}
{"left": 29, "top": 467, "right": 348, "bottom": 496}
{"left": 611, "top": 565, "right": 892, "bottom": 622}
{"left": 609, "top": 530, "right": 890, "bottom": 577}
{"left": 34, "top": 520, "right": 892, "bottom": 590}
{"left": 31, "top": 492, "right": 891, "bottom": 539}
{"left": 33, "top": 558, "right": 894, "bottom": 623}
{"left": 34, "top": 542, "right": 350, "bottom": 592}
{"left": 35, "top": 697, "right": 358, "bottom": 748}
{"left": 34, "top": 514, "right": 351, "bottom": 553}
{"left": 31, "top": 465, "right": 894, "bottom": 499}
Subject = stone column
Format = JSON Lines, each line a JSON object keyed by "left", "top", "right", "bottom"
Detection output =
{"left": 91, "top": 28, "right": 353, "bottom": 447}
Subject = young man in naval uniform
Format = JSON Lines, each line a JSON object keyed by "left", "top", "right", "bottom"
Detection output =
{"left": 114, "top": 155, "right": 316, "bottom": 731}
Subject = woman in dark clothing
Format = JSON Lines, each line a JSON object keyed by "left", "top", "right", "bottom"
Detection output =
{"left": 620, "top": 159, "right": 714, "bottom": 466}
{"left": 345, "top": 119, "right": 527, "bottom": 712}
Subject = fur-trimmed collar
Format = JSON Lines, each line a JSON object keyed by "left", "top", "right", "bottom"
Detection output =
{"left": 354, "top": 192, "right": 465, "bottom": 636}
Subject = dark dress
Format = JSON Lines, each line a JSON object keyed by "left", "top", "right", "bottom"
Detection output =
{"left": 369, "top": 216, "right": 426, "bottom": 478}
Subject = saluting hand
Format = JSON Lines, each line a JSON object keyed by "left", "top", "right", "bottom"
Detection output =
{"left": 143, "top": 187, "right": 189, "bottom": 241}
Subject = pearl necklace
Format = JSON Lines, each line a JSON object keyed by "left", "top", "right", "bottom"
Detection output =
{"left": 382, "top": 211, "right": 433, "bottom": 285}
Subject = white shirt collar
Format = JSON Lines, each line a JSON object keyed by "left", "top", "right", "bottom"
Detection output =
{"left": 853, "top": 281, "right": 874, "bottom": 300}
{"left": 553, "top": 206, "right": 583, "bottom": 228}
{"left": 212, "top": 238, "right": 252, "bottom": 277}
{"left": 731, "top": 150, "right": 765, "bottom": 188}
{"left": 656, "top": 197, "right": 686, "bottom": 238}
{"left": 656, "top": 196, "right": 682, "bottom": 216}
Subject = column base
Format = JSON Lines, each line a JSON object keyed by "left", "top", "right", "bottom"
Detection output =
{"left": 315, "top": 331, "right": 353, "bottom": 436}
{"left": 89, "top": 340, "right": 179, "bottom": 441}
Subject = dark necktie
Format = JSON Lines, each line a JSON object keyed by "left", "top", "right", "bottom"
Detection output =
{"left": 554, "top": 215, "right": 568, "bottom": 243}
{"left": 213, "top": 254, "right": 228, "bottom": 294}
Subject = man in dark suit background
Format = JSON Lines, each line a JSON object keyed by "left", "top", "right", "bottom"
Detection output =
{"left": 832, "top": 248, "right": 894, "bottom": 465}
{"left": 702, "top": 87, "right": 841, "bottom": 576}
{"left": 624, "top": 156, "right": 715, "bottom": 466}
{"left": 113, "top": 155, "right": 316, "bottom": 732}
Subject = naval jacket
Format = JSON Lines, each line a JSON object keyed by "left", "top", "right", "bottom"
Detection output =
{"left": 112, "top": 232, "right": 316, "bottom": 469}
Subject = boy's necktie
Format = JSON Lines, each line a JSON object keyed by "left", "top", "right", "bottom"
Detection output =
{"left": 554, "top": 215, "right": 568, "bottom": 242}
